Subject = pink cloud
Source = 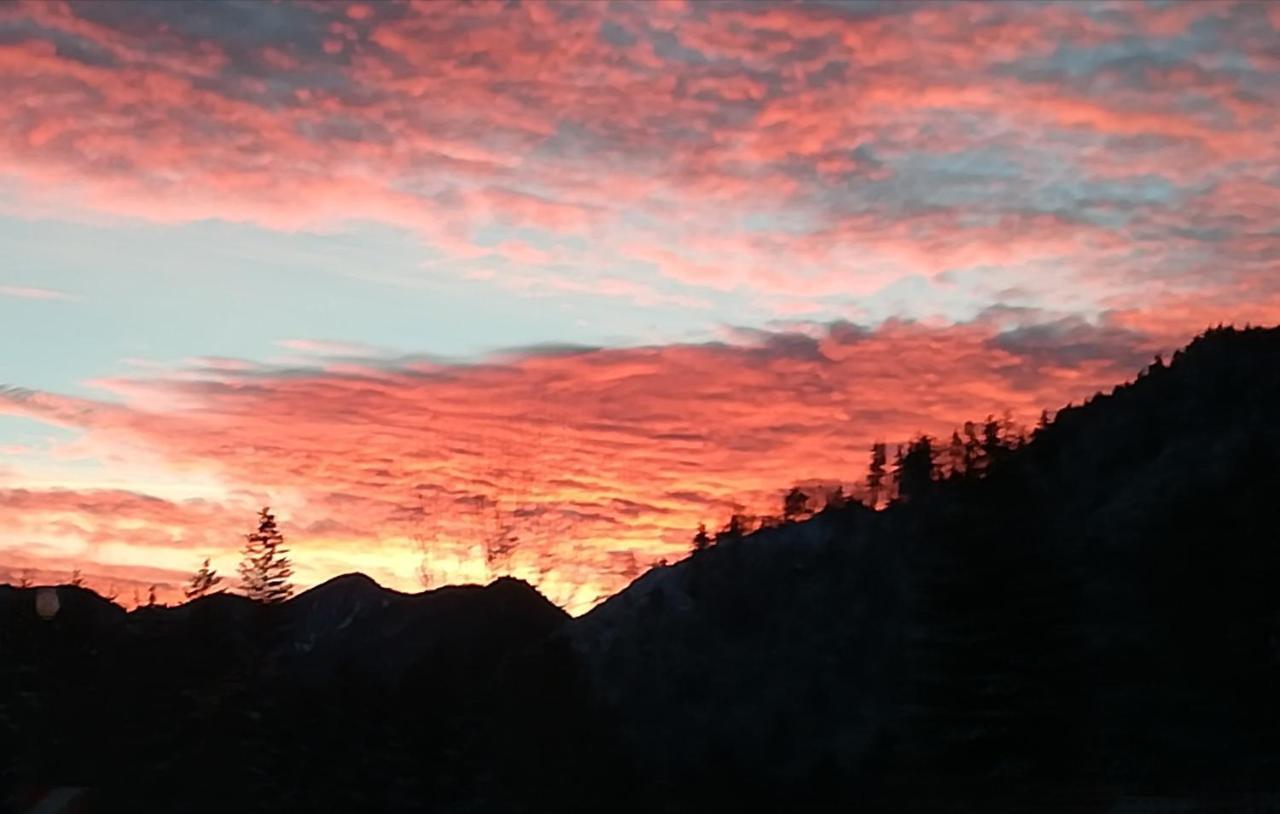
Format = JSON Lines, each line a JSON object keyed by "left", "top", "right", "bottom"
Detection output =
{"left": 0, "top": 0, "right": 1272, "bottom": 317}
{"left": 4, "top": 311, "right": 1241, "bottom": 609}
{"left": 0, "top": 285, "right": 71, "bottom": 300}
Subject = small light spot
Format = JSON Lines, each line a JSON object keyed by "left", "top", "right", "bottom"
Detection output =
{"left": 36, "top": 588, "right": 60, "bottom": 620}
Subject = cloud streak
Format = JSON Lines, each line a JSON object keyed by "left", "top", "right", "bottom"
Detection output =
{"left": 0, "top": 285, "right": 71, "bottom": 300}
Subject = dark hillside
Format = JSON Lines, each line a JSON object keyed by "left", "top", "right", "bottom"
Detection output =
{"left": 568, "top": 325, "right": 1280, "bottom": 810}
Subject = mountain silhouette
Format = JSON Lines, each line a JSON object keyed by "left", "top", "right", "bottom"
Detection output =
{"left": 3, "top": 325, "right": 1279, "bottom": 813}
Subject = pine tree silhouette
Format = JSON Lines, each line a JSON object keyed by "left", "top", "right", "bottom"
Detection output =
{"left": 782, "top": 486, "right": 810, "bottom": 522}
{"left": 691, "top": 524, "right": 711, "bottom": 555}
{"left": 184, "top": 557, "right": 223, "bottom": 600}
{"left": 867, "top": 442, "right": 888, "bottom": 508}
{"left": 237, "top": 508, "right": 294, "bottom": 604}
{"left": 716, "top": 513, "right": 752, "bottom": 543}
{"left": 946, "top": 430, "right": 966, "bottom": 478}
{"left": 824, "top": 485, "right": 847, "bottom": 510}
{"left": 897, "top": 435, "right": 936, "bottom": 501}
{"left": 1035, "top": 408, "right": 1052, "bottom": 435}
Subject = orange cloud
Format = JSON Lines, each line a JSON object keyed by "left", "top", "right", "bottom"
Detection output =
{"left": 2, "top": 313, "right": 1220, "bottom": 611}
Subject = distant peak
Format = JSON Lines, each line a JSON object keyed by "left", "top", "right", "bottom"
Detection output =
{"left": 484, "top": 575, "right": 571, "bottom": 619}
{"left": 488, "top": 575, "right": 534, "bottom": 589}
{"left": 486, "top": 575, "right": 549, "bottom": 598}
{"left": 321, "top": 572, "right": 384, "bottom": 589}
{"left": 296, "top": 572, "right": 391, "bottom": 601}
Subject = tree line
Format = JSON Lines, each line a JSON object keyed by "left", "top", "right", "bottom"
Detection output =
{"left": 690, "top": 411, "right": 1038, "bottom": 554}
{"left": 21, "top": 412, "right": 1042, "bottom": 602}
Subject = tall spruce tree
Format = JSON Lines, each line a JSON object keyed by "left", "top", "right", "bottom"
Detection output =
{"left": 897, "top": 435, "right": 937, "bottom": 501}
{"left": 947, "top": 430, "right": 967, "bottom": 477}
{"left": 866, "top": 442, "right": 888, "bottom": 508}
{"left": 237, "top": 508, "right": 294, "bottom": 604}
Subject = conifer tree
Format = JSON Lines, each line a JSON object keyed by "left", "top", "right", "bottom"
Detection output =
{"left": 691, "top": 523, "right": 712, "bottom": 554}
{"left": 782, "top": 486, "right": 810, "bottom": 522}
{"left": 237, "top": 508, "right": 294, "bottom": 604}
{"left": 716, "top": 512, "right": 753, "bottom": 543}
{"left": 1035, "top": 408, "right": 1053, "bottom": 435}
{"left": 947, "top": 431, "right": 967, "bottom": 477}
{"left": 889, "top": 444, "right": 905, "bottom": 501}
{"left": 962, "top": 420, "right": 983, "bottom": 473}
{"left": 982, "top": 415, "right": 1002, "bottom": 458}
{"left": 824, "top": 485, "right": 847, "bottom": 510}
{"left": 185, "top": 557, "right": 223, "bottom": 600}
{"left": 867, "top": 442, "right": 888, "bottom": 509}
{"left": 898, "top": 435, "right": 937, "bottom": 501}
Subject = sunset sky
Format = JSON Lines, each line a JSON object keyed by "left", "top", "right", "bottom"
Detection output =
{"left": 2, "top": 0, "right": 1278, "bottom": 610}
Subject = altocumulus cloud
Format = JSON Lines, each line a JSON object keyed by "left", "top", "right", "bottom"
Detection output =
{"left": 0, "top": 0, "right": 1276, "bottom": 318}
{"left": 0, "top": 314, "right": 1201, "bottom": 609}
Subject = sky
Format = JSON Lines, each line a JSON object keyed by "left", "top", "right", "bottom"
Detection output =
{"left": 1, "top": 0, "right": 1277, "bottom": 611}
